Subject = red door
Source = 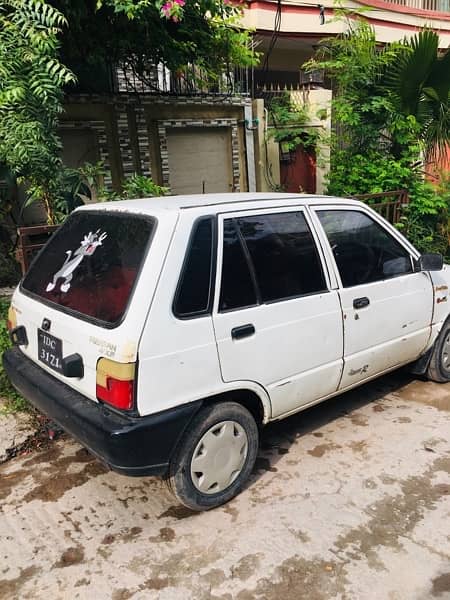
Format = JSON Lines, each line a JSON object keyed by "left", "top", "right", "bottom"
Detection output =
{"left": 280, "top": 147, "right": 316, "bottom": 193}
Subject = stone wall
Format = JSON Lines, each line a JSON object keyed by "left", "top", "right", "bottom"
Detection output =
{"left": 61, "top": 93, "right": 252, "bottom": 194}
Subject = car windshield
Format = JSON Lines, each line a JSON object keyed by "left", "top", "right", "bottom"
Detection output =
{"left": 22, "top": 210, "right": 155, "bottom": 326}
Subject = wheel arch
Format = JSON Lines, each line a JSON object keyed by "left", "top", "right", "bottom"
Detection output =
{"left": 201, "top": 387, "right": 270, "bottom": 427}
{"left": 164, "top": 384, "right": 271, "bottom": 478}
{"left": 410, "top": 314, "right": 450, "bottom": 376}
{"left": 426, "top": 313, "right": 450, "bottom": 382}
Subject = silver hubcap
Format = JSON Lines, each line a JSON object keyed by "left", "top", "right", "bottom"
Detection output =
{"left": 190, "top": 420, "right": 248, "bottom": 495}
{"left": 442, "top": 333, "right": 450, "bottom": 372}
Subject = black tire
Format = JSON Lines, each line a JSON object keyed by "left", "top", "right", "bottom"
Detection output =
{"left": 167, "top": 402, "right": 259, "bottom": 511}
{"left": 427, "top": 319, "right": 450, "bottom": 382}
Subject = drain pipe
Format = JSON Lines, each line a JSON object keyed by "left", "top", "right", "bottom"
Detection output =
{"left": 244, "top": 101, "right": 257, "bottom": 192}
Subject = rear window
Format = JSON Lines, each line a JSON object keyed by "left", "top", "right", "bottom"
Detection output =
{"left": 22, "top": 211, "right": 155, "bottom": 326}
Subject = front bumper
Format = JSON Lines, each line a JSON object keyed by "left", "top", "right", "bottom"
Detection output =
{"left": 2, "top": 347, "right": 202, "bottom": 476}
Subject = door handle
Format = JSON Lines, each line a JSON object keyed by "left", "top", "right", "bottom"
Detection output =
{"left": 231, "top": 324, "right": 255, "bottom": 340}
{"left": 353, "top": 297, "right": 370, "bottom": 309}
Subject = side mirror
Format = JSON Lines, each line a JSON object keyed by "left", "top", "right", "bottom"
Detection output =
{"left": 418, "top": 253, "right": 444, "bottom": 271}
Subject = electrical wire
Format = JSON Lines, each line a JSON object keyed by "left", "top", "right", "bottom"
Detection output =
{"left": 260, "top": 0, "right": 283, "bottom": 86}
{"left": 256, "top": 0, "right": 408, "bottom": 86}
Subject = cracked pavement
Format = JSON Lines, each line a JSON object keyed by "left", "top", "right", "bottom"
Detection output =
{"left": 0, "top": 371, "right": 449, "bottom": 599}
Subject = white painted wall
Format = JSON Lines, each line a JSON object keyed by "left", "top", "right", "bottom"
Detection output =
{"left": 252, "top": 99, "right": 281, "bottom": 193}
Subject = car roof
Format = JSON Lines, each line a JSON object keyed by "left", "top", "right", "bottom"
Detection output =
{"left": 76, "top": 192, "right": 362, "bottom": 217}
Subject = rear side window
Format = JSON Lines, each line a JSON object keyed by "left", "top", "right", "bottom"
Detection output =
{"left": 236, "top": 212, "right": 327, "bottom": 302}
{"left": 22, "top": 211, "right": 155, "bottom": 326}
{"left": 174, "top": 217, "right": 214, "bottom": 317}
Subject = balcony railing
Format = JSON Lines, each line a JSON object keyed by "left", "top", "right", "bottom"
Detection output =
{"left": 370, "top": 0, "right": 450, "bottom": 11}
{"left": 115, "top": 63, "right": 251, "bottom": 96}
{"left": 115, "top": 63, "right": 328, "bottom": 98}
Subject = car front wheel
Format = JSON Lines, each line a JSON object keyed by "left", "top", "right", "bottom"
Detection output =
{"left": 167, "top": 402, "right": 259, "bottom": 511}
{"left": 427, "top": 319, "right": 450, "bottom": 382}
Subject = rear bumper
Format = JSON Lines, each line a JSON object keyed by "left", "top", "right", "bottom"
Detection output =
{"left": 2, "top": 347, "right": 202, "bottom": 476}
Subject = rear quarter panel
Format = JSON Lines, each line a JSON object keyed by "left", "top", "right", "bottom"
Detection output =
{"left": 136, "top": 211, "right": 223, "bottom": 416}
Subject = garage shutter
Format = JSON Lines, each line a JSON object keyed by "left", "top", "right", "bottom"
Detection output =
{"left": 166, "top": 128, "right": 233, "bottom": 195}
{"left": 60, "top": 129, "right": 99, "bottom": 170}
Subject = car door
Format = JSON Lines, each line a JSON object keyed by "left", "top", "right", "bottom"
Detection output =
{"left": 212, "top": 207, "right": 344, "bottom": 419}
{"left": 311, "top": 205, "right": 433, "bottom": 390}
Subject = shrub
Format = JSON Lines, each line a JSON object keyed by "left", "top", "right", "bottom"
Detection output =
{"left": 0, "top": 298, "right": 28, "bottom": 412}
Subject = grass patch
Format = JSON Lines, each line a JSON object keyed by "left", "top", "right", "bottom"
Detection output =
{"left": 0, "top": 297, "right": 29, "bottom": 413}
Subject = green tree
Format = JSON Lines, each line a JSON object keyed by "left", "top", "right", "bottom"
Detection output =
{"left": 54, "top": 0, "right": 256, "bottom": 94}
{"left": 308, "top": 21, "right": 450, "bottom": 171}
{"left": 0, "top": 0, "right": 75, "bottom": 223}
{"left": 306, "top": 20, "right": 450, "bottom": 254}
{"left": 306, "top": 20, "right": 407, "bottom": 158}
{"left": 0, "top": 0, "right": 255, "bottom": 225}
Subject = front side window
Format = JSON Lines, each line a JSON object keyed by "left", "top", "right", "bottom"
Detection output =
{"left": 317, "top": 209, "right": 413, "bottom": 287}
{"left": 22, "top": 211, "right": 155, "bottom": 325}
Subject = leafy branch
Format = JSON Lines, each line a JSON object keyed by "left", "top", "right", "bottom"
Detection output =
{"left": 267, "top": 94, "right": 319, "bottom": 153}
{"left": 0, "top": 0, "right": 76, "bottom": 224}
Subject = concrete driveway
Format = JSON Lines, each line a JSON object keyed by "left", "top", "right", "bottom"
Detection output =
{"left": 1, "top": 371, "right": 449, "bottom": 600}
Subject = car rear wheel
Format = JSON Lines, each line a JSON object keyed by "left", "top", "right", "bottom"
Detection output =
{"left": 167, "top": 402, "right": 259, "bottom": 511}
{"left": 427, "top": 319, "right": 450, "bottom": 382}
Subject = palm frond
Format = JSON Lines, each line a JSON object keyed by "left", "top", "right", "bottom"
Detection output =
{"left": 426, "top": 47, "right": 450, "bottom": 104}
{"left": 384, "top": 29, "right": 439, "bottom": 116}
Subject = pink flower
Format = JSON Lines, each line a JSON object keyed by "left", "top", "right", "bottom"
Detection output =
{"left": 161, "top": 2, "right": 172, "bottom": 16}
{"left": 160, "top": 0, "right": 184, "bottom": 21}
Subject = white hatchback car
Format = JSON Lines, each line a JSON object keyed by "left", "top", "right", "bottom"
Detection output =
{"left": 3, "top": 193, "right": 450, "bottom": 510}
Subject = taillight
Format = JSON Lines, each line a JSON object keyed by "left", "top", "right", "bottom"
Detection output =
{"left": 96, "top": 358, "right": 135, "bottom": 410}
{"left": 7, "top": 305, "right": 17, "bottom": 332}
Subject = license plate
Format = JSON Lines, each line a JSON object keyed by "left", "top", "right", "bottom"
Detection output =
{"left": 37, "top": 329, "right": 63, "bottom": 373}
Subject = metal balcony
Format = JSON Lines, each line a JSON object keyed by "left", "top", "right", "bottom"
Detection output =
{"left": 375, "top": 0, "right": 450, "bottom": 11}
{"left": 115, "top": 63, "right": 251, "bottom": 96}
